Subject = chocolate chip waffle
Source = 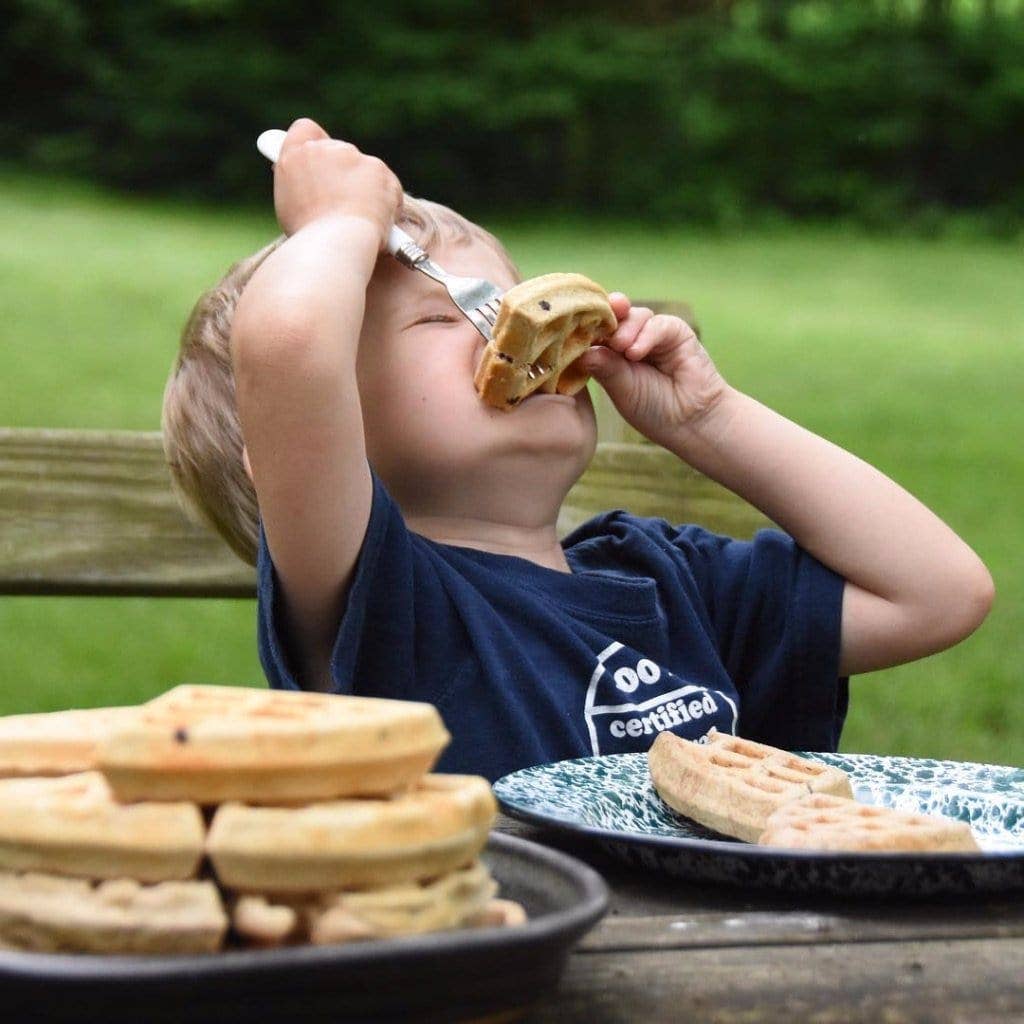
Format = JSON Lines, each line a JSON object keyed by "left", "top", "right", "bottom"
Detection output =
{"left": 759, "top": 792, "right": 980, "bottom": 853}
{"left": 474, "top": 273, "right": 616, "bottom": 409}
{"left": 0, "top": 871, "right": 226, "bottom": 954}
{"left": 207, "top": 774, "right": 497, "bottom": 892}
{"left": 0, "top": 706, "right": 138, "bottom": 777}
{"left": 648, "top": 730, "right": 854, "bottom": 843}
{"left": 0, "top": 772, "right": 204, "bottom": 882}
{"left": 98, "top": 685, "right": 450, "bottom": 804}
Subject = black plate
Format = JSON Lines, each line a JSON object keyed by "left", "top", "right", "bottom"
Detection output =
{"left": 494, "top": 752, "right": 1024, "bottom": 898}
{"left": 0, "top": 832, "right": 608, "bottom": 1024}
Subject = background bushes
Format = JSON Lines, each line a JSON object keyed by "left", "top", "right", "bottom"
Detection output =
{"left": 3, "top": 0, "right": 1023, "bottom": 225}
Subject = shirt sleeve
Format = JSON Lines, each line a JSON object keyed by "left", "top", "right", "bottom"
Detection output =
{"left": 673, "top": 525, "right": 849, "bottom": 752}
{"left": 256, "top": 471, "right": 418, "bottom": 698}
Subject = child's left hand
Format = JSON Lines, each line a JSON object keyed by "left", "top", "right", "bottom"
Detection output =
{"left": 579, "top": 295, "right": 730, "bottom": 450}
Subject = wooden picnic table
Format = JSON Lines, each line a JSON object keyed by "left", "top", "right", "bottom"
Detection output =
{"left": 495, "top": 814, "right": 1024, "bottom": 1024}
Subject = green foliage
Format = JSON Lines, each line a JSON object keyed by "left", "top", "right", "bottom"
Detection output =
{"left": 2, "top": 1, "right": 1023, "bottom": 224}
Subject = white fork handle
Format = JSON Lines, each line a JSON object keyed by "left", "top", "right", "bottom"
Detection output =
{"left": 256, "top": 129, "right": 415, "bottom": 259}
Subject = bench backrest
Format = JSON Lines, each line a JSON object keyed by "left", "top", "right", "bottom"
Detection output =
{"left": 0, "top": 429, "right": 768, "bottom": 598}
{"left": 0, "top": 302, "right": 769, "bottom": 598}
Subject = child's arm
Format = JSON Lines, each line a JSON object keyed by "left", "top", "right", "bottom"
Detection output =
{"left": 230, "top": 119, "right": 403, "bottom": 689}
{"left": 581, "top": 299, "right": 994, "bottom": 677}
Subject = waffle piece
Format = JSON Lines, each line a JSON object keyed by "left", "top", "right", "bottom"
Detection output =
{"left": 0, "top": 772, "right": 204, "bottom": 882}
{"left": 648, "top": 730, "right": 854, "bottom": 843}
{"left": 0, "top": 871, "right": 227, "bottom": 954}
{"left": 0, "top": 705, "right": 139, "bottom": 777}
{"left": 98, "top": 685, "right": 450, "bottom": 804}
{"left": 207, "top": 774, "right": 496, "bottom": 893}
{"left": 474, "top": 273, "right": 616, "bottom": 410}
{"left": 229, "top": 860, "right": 501, "bottom": 948}
{"left": 759, "top": 793, "right": 980, "bottom": 853}
{"left": 464, "top": 897, "right": 528, "bottom": 929}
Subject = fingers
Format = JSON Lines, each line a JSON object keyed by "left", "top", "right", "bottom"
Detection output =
{"left": 579, "top": 343, "right": 631, "bottom": 388}
{"left": 280, "top": 118, "right": 330, "bottom": 156}
{"left": 605, "top": 305, "right": 655, "bottom": 355}
{"left": 608, "top": 292, "right": 631, "bottom": 323}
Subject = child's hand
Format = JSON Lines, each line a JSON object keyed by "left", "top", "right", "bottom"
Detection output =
{"left": 273, "top": 118, "right": 403, "bottom": 247}
{"left": 580, "top": 295, "right": 730, "bottom": 451}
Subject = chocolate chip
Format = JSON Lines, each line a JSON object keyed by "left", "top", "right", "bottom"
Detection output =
{"left": 174, "top": 727, "right": 189, "bottom": 744}
{"left": 539, "top": 300, "right": 551, "bottom": 310}
{"left": 507, "top": 395, "right": 521, "bottom": 405}
{"left": 498, "top": 352, "right": 514, "bottom": 362}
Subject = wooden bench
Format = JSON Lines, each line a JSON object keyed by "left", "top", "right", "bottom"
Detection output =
{"left": 0, "top": 301, "right": 769, "bottom": 599}
{"left": 0, "top": 429, "right": 769, "bottom": 598}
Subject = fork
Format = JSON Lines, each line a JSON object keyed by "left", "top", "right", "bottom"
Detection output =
{"left": 256, "top": 129, "right": 507, "bottom": 347}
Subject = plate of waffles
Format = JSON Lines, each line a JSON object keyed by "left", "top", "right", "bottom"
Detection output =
{"left": 493, "top": 731, "right": 1024, "bottom": 898}
{"left": 0, "top": 831, "right": 607, "bottom": 1024}
{"left": 0, "top": 686, "right": 608, "bottom": 1023}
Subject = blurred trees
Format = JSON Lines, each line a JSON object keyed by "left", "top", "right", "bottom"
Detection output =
{"left": 2, "top": 0, "right": 1022, "bottom": 226}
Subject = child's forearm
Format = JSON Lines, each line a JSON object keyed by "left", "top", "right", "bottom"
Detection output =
{"left": 231, "top": 216, "right": 381, "bottom": 690}
{"left": 232, "top": 215, "right": 379, "bottom": 485}
{"left": 233, "top": 216, "right": 379, "bottom": 379}
{"left": 667, "top": 387, "right": 994, "bottom": 673}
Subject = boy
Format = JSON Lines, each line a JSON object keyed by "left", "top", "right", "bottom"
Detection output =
{"left": 163, "top": 119, "right": 993, "bottom": 781}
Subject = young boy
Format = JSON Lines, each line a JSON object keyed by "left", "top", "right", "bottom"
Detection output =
{"left": 163, "top": 119, "right": 994, "bottom": 781}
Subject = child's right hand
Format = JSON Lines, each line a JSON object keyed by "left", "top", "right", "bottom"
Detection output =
{"left": 272, "top": 118, "right": 403, "bottom": 248}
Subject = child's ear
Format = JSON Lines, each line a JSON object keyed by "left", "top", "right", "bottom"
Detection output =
{"left": 242, "top": 446, "right": 254, "bottom": 484}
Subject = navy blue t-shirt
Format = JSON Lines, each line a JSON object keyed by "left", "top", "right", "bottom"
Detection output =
{"left": 257, "top": 473, "right": 848, "bottom": 781}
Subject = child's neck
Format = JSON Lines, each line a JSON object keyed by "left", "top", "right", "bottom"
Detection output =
{"left": 405, "top": 513, "right": 572, "bottom": 573}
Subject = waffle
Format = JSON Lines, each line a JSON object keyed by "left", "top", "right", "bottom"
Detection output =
{"left": 0, "top": 871, "right": 226, "bottom": 954}
{"left": 759, "top": 793, "right": 980, "bottom": 853}
{"left": 207, "top": 774, "right": 496, "bottom": 892}
{"left": 648, "top": 730, "right": 854, "bottom": 843}
{"left": 474, "top": 273, "right": 616, "bottom": 410}
{"left": 229, "top": 860, "right": 501, "bottom": 947}
{"left": 98, "top": 685, "right": 450, "bottom": 804}
{"left": 0, "top": 772, "right": 204, "bottom": 882}
{"left": 0, "top": 706, "right": 139, "bottom": 777}
{"left": 0, "top": 687, "right": 525, "bottom": 954}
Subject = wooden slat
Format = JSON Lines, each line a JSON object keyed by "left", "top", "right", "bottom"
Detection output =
{"left": 559, "top": 443, "right": 770, "bottom": 540}
{"left": 532, "top": 940, "right": 1024, "bottom": 1023}
{"left": 0, "top": 428, "right": 767, "bottom": 598}
{"left": 581, "top": 909, "right": 1024, "bottom": 952}
{"left": 0, "top": 428, "right": 253, "bottom": 597}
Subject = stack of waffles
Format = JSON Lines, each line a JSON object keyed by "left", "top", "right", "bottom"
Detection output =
{"left": 0, "top": 686, "right": 524, "bottom": 954}
{"left": 648, "top": 729, "right": 979, "bottom": 852}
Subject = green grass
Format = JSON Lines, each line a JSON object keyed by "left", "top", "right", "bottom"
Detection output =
{"left": 1, "top": 171, "right": 1021, "bottom": 766}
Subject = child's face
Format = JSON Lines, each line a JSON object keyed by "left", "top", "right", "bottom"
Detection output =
{"left": 357, "top": 237, "right": 598, "bottom": 518}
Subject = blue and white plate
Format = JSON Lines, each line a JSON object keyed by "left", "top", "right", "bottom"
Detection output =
{"left": 494, "top": 752, "right": 1024, "bottom": 897}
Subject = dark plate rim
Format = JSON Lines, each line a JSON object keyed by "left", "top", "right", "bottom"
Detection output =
{"left": 494, "top": 753, "right": 1024, "bottom": 867}
{"left": 0, "top": 832, "right": 610, "bottom": 981}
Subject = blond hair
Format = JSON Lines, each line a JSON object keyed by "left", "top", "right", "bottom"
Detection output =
{"left": 162, "top": 196, "right": 520, "bottom": 565}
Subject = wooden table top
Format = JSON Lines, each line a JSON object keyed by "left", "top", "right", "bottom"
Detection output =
{"left": 495, "top": 815, "right": 1024, "bottom": 1024}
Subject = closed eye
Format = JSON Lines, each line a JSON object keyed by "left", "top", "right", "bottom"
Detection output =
{"left": 413, "top": 313, "right": 459, "bottom": 326}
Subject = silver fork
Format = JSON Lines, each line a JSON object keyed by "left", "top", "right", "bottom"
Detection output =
{"left": 387, "top": 232, "right": 503, "bottom": 342}
{"left": 256, "top": 129, "right": 514, "bottom": 353}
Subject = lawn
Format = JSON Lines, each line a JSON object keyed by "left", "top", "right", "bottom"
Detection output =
{"left": 1, "top": 171, "right": 1021, "bottom": 766}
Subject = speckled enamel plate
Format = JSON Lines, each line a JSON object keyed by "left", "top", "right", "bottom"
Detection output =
{"left": 494, "top": 752, "right": 1024, "bottom": 897}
